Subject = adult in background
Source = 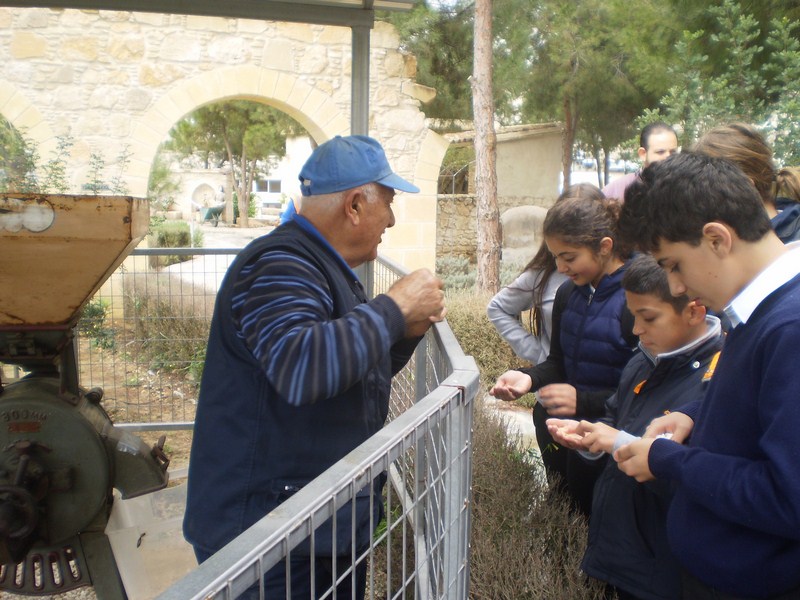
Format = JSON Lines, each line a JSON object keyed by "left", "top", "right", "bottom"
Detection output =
{"left": 602, "top": 122, "right": 679, "bottom": 201}
{"left": 183, "top": 135, "right": 446, "bottom": 599}
{"left": 693, "top": 122, "right": 800, "bottom": 243}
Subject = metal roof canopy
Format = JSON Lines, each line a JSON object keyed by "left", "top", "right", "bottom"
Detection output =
{"left": 2, "top": 0, "right": 419, "bottom": 134}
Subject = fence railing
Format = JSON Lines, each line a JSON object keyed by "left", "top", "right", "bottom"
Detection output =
{"left": 76, "top": 247, "right": 479, "bottom": 599}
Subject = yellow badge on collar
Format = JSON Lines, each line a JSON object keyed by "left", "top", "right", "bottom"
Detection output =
{"left": 702, "top": 351, "right": 721, "bottom": 382}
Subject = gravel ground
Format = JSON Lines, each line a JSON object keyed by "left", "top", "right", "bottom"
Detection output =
{"left": 193, "top": 220, "right": 272, "bottom": 249}
{"left": 1, "top": 587, "right": 96, "bottom": 599}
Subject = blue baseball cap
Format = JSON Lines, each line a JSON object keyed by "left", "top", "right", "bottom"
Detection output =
{"left": 299, "top": 135, "right": 419, "bottom": 197}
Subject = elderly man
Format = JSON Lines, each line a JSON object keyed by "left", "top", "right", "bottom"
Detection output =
{"left": 184, "top": 135, "right": 446, "bottom": 599}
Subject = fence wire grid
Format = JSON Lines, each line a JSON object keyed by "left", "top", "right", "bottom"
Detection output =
{"left": 68, "top": 247, "right": 479, "bottom": 600}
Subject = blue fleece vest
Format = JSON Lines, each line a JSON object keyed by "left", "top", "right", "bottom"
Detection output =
{"left": 559, "top": 266, "right": 633, "bottom": 394}
{"left": 184, "top": 222, "right": 391, "bottom": 557}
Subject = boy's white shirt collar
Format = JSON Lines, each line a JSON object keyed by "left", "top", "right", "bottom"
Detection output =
{"left": 724, "top": 241, "right": 800, "bottom": 328}
{"left": 599, "top": 315, "right": 723, "bottom": 458}
{"left": 639, "top": 315, "right": 722, "bottom": 365}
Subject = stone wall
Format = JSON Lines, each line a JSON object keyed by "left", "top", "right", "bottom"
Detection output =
{"left": 0, "top": 7, "right": 446, "bottom": 270}
{"left": 437, "top": 194, "right": 558, "bottom": 266}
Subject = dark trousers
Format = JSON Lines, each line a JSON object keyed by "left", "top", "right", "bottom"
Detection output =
{"left": 681, "top": 569, "right": 800, "bottom": 600}
{"left": 194, "top": 547, "right": 367, "bottom": 600}
{"left": 533, "top": 403, "right": 606, "bottom": 518}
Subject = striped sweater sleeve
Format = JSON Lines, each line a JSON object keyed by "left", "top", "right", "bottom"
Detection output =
{"left": 231, "top": 249, "right": 406, "bottom": 407}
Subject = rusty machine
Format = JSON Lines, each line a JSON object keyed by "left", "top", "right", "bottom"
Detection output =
{"left": 0, "top": 194, "right": 170, "bottom": 598}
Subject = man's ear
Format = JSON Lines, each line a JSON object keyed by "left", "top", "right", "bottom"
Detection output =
{"left": 343, "top": 188, "right": 363, "bottom": 225}
{"left": 637, "top": 146, "right": 647, "bottom": 161}
{"left": 701, "top": 222, "right": 733, "bottom": 258}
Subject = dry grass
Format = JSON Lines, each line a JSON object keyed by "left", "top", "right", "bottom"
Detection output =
{"left": 444, "top": 289, "right": 528, "bottom": 387}
{"left": 469, "top": 404, "right": 603, "bottom": 599}
{"left": 445, "top": 289, "right": 604, "bottom": 599}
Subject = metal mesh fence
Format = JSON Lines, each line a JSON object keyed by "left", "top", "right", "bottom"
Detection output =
{"left": 2, "top": 246, "right": 479, "bottom": 599}
{"left": 75, "top": 248, "right": 235, "bottom": 428}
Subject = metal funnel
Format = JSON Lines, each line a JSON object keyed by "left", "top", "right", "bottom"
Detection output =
{"left": 0, "top": 194, "right": 149, "bottom": 328}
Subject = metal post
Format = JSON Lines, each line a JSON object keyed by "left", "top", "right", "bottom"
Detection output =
{"left": 351, "top": 25, "right": 370, "bottom": 136}
{"left": 350, "top": 22, "right": 371, "bottom": 288}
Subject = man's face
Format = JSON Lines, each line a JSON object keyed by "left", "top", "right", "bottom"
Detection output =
{"left": 653, "top": 240, "right": 731, "bottom": 313}
{"left": 625, "top": 291, "right": 695, "bottom": 355}
{"left": 639, "top": 130, "right": 679, "bottom": 167}
{"left": 353, "top": 184, "right": 396, "bottom": 265}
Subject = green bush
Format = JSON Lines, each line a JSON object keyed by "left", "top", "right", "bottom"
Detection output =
{"left": 437, "top": 256, "right": 476, "bottom": 290}
{"left": 147, "top": 220, "right": 201, "bottom": 268}
{"left": 77, "top": 299, "right": 117, "bottom": 350}
{"left": 437, "top": 256, "right": 527, "bottom": 291}
{"left": 232, "top": 192, "right": 258, "bottom": 221}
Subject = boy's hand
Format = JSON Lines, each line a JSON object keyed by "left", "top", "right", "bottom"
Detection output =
{"left": 576, "top": 421, "right": 619, "bottom": 454}
{"left": 546, "top": 418, "right": 584, "bottom": 449}
{"left": 489, "top": 370, "right": 533, "bottom": 401}
{"left": 614, "top": 438, "right": 656, "bottom": 482}
{"left": 538, "top": 383, "right": 577, "bottom": 417}
{"left": 643, "top": 412, "right": 694, "bottom": 444}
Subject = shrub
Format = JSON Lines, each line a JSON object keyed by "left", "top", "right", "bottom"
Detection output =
{"left": 444, "top": 289, "right": 530, "bottom": 390}
{"left": 445, "top": 288, "right": 604, "bottom": 597}
{"left": 233, "top": 192, "right": 258, "bottom": 221}
{"left": 123, "top": 288, "right": 210, "bottom": 379}
{"left": 77, "top": 299, "right": 117, "bottom": 350}
{"left": 469, "top": 403, "right": 604, "bottom": 599}
{"left": 147, "top": 220, "right": 198, "bottom": 268}
{"left": 437, "top": 256, "right": 528, "bottom": 291}
{"left": 437, "top": 256, "right": 476, "bottom": 290}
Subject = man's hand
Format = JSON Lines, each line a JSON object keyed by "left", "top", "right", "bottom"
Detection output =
{"left": 576, "top": 421, "right": 619, "bottom": 454}
{"left": 546, "top": 418, "right": 584, "bottom": 449}
{"left": 386, "top": 269, "right": 446, "bottom": 337}
{"left": 538, "top": 383, "right": 577, "bottom": 417}
{"left": 489, "top": 370, "right": 533, "bottom": 401}
{"left": 643, "top": 412, "right": 694, "bottom": 444}
{"left": 614, "top": 438, "right": 656, "bottom": 482}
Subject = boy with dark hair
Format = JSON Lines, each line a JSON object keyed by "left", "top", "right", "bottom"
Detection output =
{"left": 614, "top": 152, "right": 800, "bottom": 599}
{"left": 547, "top": 253, "right": 723, "bottom": 599}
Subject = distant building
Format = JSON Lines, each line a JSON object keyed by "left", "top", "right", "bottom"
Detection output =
{"left": 250, "top": 136, "right": 314, "bottom": 212}
{"left": 170, "top": 135, "right": 314, "bottom": 222}
{"left": 437, "top": 122, "right": 564, "bottom": 265}
{"left": 444, "top": 122, "right": 563, "bottom": 199}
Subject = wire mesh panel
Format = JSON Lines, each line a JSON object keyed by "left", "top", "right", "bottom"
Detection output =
{"left": 156, "top": 379, "right": 476, "bottom": 600}
{"left": 4, "top": 246, "right": 480, "bottom": 600}
{"left": 75, "top": 248, "right": 238, "bottom": 426}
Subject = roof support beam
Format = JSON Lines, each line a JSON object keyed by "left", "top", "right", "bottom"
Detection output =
{"left": 351, "top": 25, "right": 370, "bottom": 136}
{"left": 1, "top": 0, "right": 376, "bottom": 27}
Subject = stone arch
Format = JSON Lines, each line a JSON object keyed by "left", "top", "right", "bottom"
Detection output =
{"left": 0, "top": 82, "right": 57, "bottom": 160}
{"left": 0, "top": 12, "right": 447, "bottom": 270}
{"left": 127, "top": 65, "right": 349, "bottom": 197}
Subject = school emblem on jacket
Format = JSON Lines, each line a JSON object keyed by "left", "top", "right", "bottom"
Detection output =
{"left": 703, "top": 351, "right": 721, "bottom": 382}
